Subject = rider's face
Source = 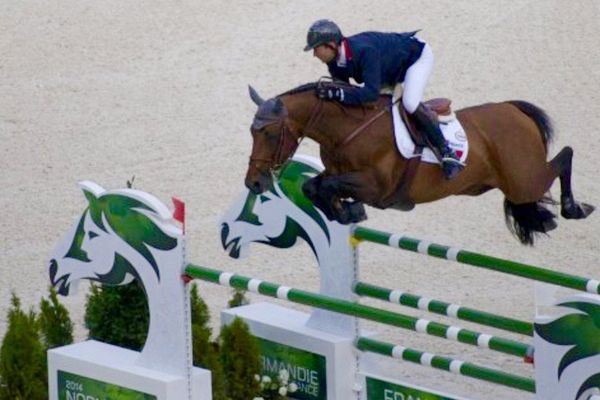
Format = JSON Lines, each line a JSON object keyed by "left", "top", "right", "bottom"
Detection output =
{"left": 313, "top": 43, "right": 337, "bottom": 64}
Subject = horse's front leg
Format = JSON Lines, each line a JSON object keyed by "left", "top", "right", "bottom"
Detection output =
{"left": 302, "top": 174, "right": 339, "bottom": 221}
{"left": 303, "top": 172, "right": 376, "bottom": 224}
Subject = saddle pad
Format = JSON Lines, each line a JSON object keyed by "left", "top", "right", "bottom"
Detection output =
{"left": 391, "top": 95, "right": 469, "bottom": 164}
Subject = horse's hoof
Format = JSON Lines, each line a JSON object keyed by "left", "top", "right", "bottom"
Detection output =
{"left": 347, "top": 202, "right": 367, "bottom": 223}
{"left": 334, "top": 202, "right": 367, "bottom": 224}
{"left": 577, "top": 202, "right": 595, "bottom": 218}
{"left": 541, "top": 218, "right": 558, "bottom": 233}
{"left": 335, "top": 213, "right": 353, "bottom": 225}
{"left": 333, "top": 206, "right": 352, "bottom": 225}
{"left": 561, "top": 201, "right": 595, "bottom": 219}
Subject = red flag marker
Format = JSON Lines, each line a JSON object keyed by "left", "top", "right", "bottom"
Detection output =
{"left": 172, "top": 197, "right": 185, "bottom": 233}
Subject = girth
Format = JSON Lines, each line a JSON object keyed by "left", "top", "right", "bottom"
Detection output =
{"left": 380, "top": 97, "right": 453, "bottom": 210}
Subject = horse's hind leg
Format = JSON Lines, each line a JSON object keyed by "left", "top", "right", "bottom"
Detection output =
{"left": 550, "top": 147, "right": 595, "bottom": 219}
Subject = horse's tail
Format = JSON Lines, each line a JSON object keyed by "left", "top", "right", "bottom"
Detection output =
{"left": 507, "top": 100, "right": 554, "bottom": 152}
{"left": 503, "top": 197, "right": 558, "bottom": 245}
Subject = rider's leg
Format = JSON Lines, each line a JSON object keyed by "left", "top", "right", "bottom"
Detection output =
{"left": 411, "top": 105, "right": 464, "bottom": 179}
{"left": 403, "top": 42, "right": 464, "bottom": 180}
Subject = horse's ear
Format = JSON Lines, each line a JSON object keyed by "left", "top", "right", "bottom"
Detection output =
{"left": 248, "top": 85, "right": 265, "bottom": 106}
{"left": 273, "top": 98, "right": 284, "bottom": 114}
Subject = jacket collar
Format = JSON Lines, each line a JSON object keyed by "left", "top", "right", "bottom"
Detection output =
{"left": 336, "top": 38, "right": 352, "bottom": 67}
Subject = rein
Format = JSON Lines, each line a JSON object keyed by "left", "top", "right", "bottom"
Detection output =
{"left": 273, "top": 120, "right": 300, "bottom": 169}
{"left": 338, "top": 97, "right": 401, "bottom": 149}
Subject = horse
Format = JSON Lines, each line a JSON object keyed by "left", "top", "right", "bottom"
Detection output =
{"left": 220, "top": 155, "right": 359, "bottom": 335}
{"left": 244, "top": 82, "right": 594, "bottom": 245}
{"left": 48, "top": 181, "right": 191, "bottom": 375}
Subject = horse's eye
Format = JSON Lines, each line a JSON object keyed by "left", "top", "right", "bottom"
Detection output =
{"left": 88, "top": 231, "right": 99, "bottom": 239}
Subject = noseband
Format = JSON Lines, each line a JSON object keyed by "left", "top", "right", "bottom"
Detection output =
{"left": 249, "top": 99, "right": 323, "bottom": 174}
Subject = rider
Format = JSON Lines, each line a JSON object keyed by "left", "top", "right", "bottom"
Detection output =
{"left": 304, "top": 19, "right": 464, "bottom": 179}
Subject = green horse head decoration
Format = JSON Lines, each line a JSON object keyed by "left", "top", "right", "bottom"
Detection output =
{"left": 220, "top": 155, "right": 332, "bottom": 261}
{"left": 49, "top": 181, "right": 192, "bottom": 376}
{"left": 49, "top": 181, "right": 179, "bottom": 295}
{"left": 220, "top": 154, "right": 359, "bottom": 336}
{"left": 534, "top": 294, "right": 600, "bottom": 399}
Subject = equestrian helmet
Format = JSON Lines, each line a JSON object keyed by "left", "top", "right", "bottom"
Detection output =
{"left": 303, "top": 19, "right": 343, "bottom": 51}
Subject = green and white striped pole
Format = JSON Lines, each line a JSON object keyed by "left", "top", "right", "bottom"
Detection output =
{"left": 353, "top": 226, "right": 600, "bottom": 294}
{"left": 356, "top": 337, "right": 535, "bottom": 393}
{"left": 354, "top": 281, "right": 533, "bottom": 336}
{"left": 185, "top": 265, "right": 534, "bottom": 360}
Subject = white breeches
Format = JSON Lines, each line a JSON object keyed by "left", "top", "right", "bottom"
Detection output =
{"left": 401, "top": 42, "right": 434, "bottom": 114}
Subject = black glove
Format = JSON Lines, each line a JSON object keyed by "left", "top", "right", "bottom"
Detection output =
{"left": 317, "top": 86, "right": 345, "bottom": 102}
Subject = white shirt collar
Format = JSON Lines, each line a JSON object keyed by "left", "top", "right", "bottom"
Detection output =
{"left": 336, "top": 42, "right": 347, "bottom": 67}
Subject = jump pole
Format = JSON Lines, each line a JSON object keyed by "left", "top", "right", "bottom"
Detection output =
{"left": 184, "top": 264, "right": 536, "bottom": 394}
{"left": 353, "top": 226, "right": 600, "bottom": 294}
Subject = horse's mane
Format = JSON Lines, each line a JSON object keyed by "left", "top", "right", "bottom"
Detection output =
{"left": 277, "top": 82, "right": 319, "bottom": 97}
{"left": 277, "top": 79, "right": 358, "bottom": 98}
{"left": 274, "top": 79, "right": 385, "bottom": 121}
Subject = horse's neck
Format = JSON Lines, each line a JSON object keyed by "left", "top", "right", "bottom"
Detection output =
{"left": 288, "top": 95, "right": 377, "bottom": 148}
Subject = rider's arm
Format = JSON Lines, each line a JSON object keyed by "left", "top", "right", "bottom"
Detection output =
{"left": 339, "top": 46, "right": 381, "bottom": 105}
{"left": 327, "top": 64, "right": 350, "bottom": 84}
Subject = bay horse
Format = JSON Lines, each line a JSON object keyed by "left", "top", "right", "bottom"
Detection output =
{"left": 244, "top": 82, "right": 594, "bottom": 245}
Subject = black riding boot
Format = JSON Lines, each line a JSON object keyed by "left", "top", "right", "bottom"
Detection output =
{"left": 411, "top": 104, "right": 464, "bottom": 179}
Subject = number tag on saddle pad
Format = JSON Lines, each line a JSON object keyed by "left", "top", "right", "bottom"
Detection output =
{"left": 391, "top": 95, "right": 469, "bottom": 165}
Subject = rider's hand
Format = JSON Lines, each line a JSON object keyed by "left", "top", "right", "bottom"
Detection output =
{"left": 317, "top": 86, "right": 345, "bottom": 102}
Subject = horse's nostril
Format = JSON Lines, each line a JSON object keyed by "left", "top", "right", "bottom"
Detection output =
{"left": 245, "top": 178, "right": 256, "bottom": 193}
{"left": 246, "top": 180, "right": 260, "bottom": 194}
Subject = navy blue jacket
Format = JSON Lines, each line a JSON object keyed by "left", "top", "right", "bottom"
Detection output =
{"left": 327, "top": 31, "right": 424, "bottom": 105}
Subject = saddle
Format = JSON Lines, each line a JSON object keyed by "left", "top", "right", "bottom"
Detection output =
{"left": 400, "top": 98, "right": 452, "bottom": 147}
{"left": 424, "top": 98, "right": 452, "bottom": 116}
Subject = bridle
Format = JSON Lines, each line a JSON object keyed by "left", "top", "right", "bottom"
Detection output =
{"left": 248, "top": 98, "right": 324, "bottom": 175}
{"left": 248, "top": 119, "right": 301, "bottom": 173}
{"left": 248, "top": 88, "right": 400, "bottom": 177}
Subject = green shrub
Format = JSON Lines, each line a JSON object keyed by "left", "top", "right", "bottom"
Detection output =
{"left": 193, "top": 325, "right": 228, "bottom": 400}
{"left": 190, "top": 284, "right": 227, "bottom": 400}
{"left": 84, "top": 281, "right": 148, "bottom": 350}
{"left": 38, "top": 287, "right": 74, "bottom": 349}
{"left": 191, "top": 283, "right": 211, "bottom": 332}
{"left": 227, "top": 288, "right": 249, "bottom": 308}
{"left": 0, "top": 294, "right": 47, "bottom": 400}
{"left": 219, "top": 317, "right": 261, "bottom": 400}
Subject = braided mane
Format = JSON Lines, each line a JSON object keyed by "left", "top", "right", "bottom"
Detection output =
{"left": 278, "top": 82, "right": 319, "bottom": 97}
{"left": 277, "top": 80, "right": 357, "bottom": 98}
